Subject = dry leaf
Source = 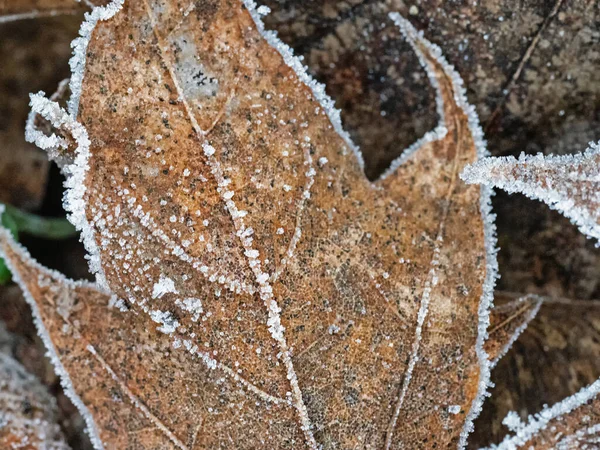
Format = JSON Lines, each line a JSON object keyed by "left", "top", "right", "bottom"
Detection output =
{"left": 472, "top": 295, "right": 600, "bottom": 448}
{"left": 1, "top": 223, "right": 539, "bottom": 450}
{"left": 22, "top": 1, "right": 502, "bottom": 448}
{"left": 462, "top": 142, "right": 600, "bottom": 242}
{"left": 483, "top": 293, "right": 542, "bottom": 369}
{"left": 485, "top": 379, "right": 600, "bottom": 449}
{"left": 0, "top": 350, "right": 70, "bottom": 450}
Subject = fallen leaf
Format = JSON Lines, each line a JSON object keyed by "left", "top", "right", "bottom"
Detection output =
{"left": 462, "top": 142, "right": 600, "bottom": 242}
{"left": 472, "top": 294, "right": 600, "bottom": 448}
{"left": 485, "top": 379, "right": 600, "bottom": 449}
{"left": 0, "top": 349, "right": 70, "bottom": 450}
{"left": 24, "top": 2, "right": 500, "bottom": 449}
{"left": 484, "top": 292, "right": 542, "bottom": 369}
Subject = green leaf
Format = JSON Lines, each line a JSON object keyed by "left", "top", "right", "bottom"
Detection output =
{"left": 0, "top": 209, "right": 18, "bottom": 284}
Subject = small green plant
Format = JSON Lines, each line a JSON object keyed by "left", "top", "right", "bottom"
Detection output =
{"left": 0, "top": 203, "right": 76, "bottom": 284}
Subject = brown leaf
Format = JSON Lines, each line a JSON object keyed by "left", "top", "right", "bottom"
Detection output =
{"left": 25, "top": 3, "right": 498, "bottom": 449}
{"left": 484, "top": 292, "right": 542, "bottom": 368}
{"left": 0, "top": 350, "right": 70, "bottom": 450}
{"left": 472, "top": 295, "right": 600, "bottom": 448}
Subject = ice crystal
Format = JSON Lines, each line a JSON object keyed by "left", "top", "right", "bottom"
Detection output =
{"left": 462, "top": 142, "right": 600, "bottom": 243}
{"left": 18, "top": 2, "right": 502, "bottom": 448}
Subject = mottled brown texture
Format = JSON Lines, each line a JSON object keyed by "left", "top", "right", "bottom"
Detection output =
{"left": 259, "top": 0, "right": 600, "bottom": 299}
{"left": 0, "top": 14, "right": 81, "bottom": 209}
{"left": 483, "top": 292, "right": 542, "bottom": 367}
{"left": 0, "top": 350, "right": 70, "bottom": 450}
{"left": 471, "top": 295, "right": 600, "bottom": 448}
{"left": 18, "top": 0, "right": 496, "bottom": 447}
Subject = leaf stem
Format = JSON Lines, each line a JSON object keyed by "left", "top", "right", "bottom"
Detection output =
{"left": 4, "top": 204, "right": 77, "bottom": 240}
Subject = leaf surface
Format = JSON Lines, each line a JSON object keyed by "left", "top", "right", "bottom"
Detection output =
{"left": 472, "top": 294, "right": 600, "bottom": 448}
{"left": 25, "top": 2, "right": 498, "bottom": 449}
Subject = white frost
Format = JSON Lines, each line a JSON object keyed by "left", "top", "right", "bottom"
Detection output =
{"left": 386, "top": 13, "right": 498, "bottom": 450}
{"left": 486, "top": 378, "right": 600, "bottom": 450}
{"left": 151, "top": 275, "right": 178, "bottom": 299}
{"left": 462, "top": 142, "right": 600, "bottom": 243}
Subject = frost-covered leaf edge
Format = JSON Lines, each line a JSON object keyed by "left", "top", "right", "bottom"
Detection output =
{"left": 22, "top": 2, "right": 500, "bottom": 448}
{"left": 461, "top": 141, "right": 600, "bottom": 243}
{"left": 0, "top": 204, "right": 107, "bottom": 450}
{"left": 482, "top": 377, "right": 600, "bottom": 450}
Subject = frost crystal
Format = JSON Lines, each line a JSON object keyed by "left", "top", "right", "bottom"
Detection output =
{"left": 151, "top": 275, "right": 178, "bottom": 299}
{"left": 486, "top": 378, "right": 600, "bottom": 450}
{"left": 149, "top": 310, "right": 180, "bottom": 334}
{"left": 462, "top": 142, "right": 600, "bottom": 243}
{"left": 387, "top": 14, "right": 498, "bottom": 449}
{"left": 448, "top": 405, "right": 461, "bottom": 415}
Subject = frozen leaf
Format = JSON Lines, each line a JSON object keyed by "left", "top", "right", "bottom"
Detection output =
{"left": 485, "top": 379, "right": 600, "bottom": 449}
{"left": 0, "top": 351, "right": 71, "bottom": 450}
{"left": 462, "top": 142, "right": 600, "bottom": 242}
{"left": 25, "top": 79, "right": 77, "bottom": 169}
{"left": 26, "top": 3, "right": 499, "bottom": 449}
{"left": 0, "top": 211, "right": 305, "bottom": 449}
{"left": 472, "top": 295, "right": 600, "bottom": 448}
{"left": 484, "top": 293, "right": 542, "bottom": 369}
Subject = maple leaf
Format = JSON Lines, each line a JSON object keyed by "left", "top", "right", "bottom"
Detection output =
{"left": 22, "top": 0, "right": 502, "bottom": 447}
{"left": 0, "top": 349, "right": 71, "bottom": 449}
{"left": 461, "top": 142, "right": 600, "bottom": 243}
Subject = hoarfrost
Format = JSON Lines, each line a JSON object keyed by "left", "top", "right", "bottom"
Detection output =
{"left": 175, "top": 297, "right": 204, "bottom": 322}
{"left": 462, "top": 142, "right": 600, "bottom": 243}
{"left": 151, "top": 275, "right": 178, "bottom": 299}
{"left": 486, "top": 378, "right": 600, "bottom": 450}
{"left": 387, "top": 14, "right": 498, "bottom": 449}
{"left": 149, "top": 309, "right": 180, "bottom": 334}
{"left": 448, "top": 405, "right": 461, "bottom": 415}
